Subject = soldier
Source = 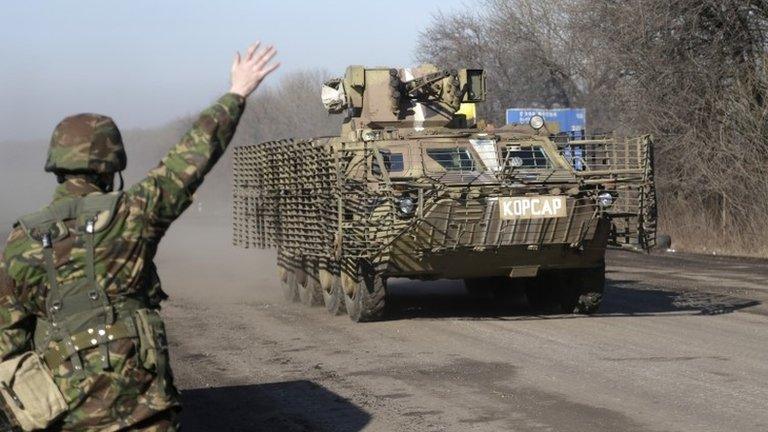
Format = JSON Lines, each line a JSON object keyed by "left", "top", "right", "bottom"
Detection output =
{"left": 0, "top": 42, "right": 279, "bottom": 431}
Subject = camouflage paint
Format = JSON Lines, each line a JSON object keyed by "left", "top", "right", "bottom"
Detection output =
{"left": 46, "top": 114, "right": 127, "bottom": 175}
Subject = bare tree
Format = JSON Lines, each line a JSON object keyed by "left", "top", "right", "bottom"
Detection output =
{"left": 236, "top": 69, "right": 341, "bottom": 145}
{"left": 595, "top": 0, "right": 768, "bottom": 250}
{"left": 418, "top": 0, "right": 768, "bottom": 254}
{"left": 417, "top": 0, "right": 622, "bottom": 129}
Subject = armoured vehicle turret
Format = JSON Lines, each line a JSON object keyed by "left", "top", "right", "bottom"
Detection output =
{"left": 233, "top": 65, "right": 657, "bottom": 322}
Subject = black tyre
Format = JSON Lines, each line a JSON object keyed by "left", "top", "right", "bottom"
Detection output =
{"left": 553, "top": 271, "right": 581, "bottom": 314}
{"left": 322, "top": 274, "right": 346, "bottom": 315}
{"left": 524, "top": 273, "right": 562, "bottom": 313}
{"left": 282, "top": 265, "right": 300, "bottom": 303}
{"left": 465, "top": 277, "right": 521, "bottom": 305}
{"left": 298, "top": 261, "right": 324, "bottom": 307}
{"left": 344, "top": 261, "right": 387, "bottom": 322}
{"left": 571, "top": 266, "right": 605, "bottom": 315}
{"left": 525, "top": 268, "right": 604, "bottom": 314}
{"left": 492, "top": 277, "right": 532, "bottom": 307}
{"left": 464, "top": 277, "right": 499, "bottom": 297}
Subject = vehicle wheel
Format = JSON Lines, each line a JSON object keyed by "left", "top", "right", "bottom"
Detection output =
{"left": 344, "top": 261, "right": 387, "bottom": 322}
{"left": 571, "top": 266, "right": 605, "bottom": 315}
{"left": 322, "top": 274, "right": 346, "bottom": 315}
{"left": 281, "top": 264, "right": 300, "bottom": 303}
{"left": 524, "top": 272, "right": 562, "bottom": 313}
{"left": 491, "top": 277, "right": 530, "bottom": 306}
{"left": 464, "top": 277, "right": 498, "bottom": 297}
{"left": 298, "top": 260, "right": 324, "bottom": 307}
{"left": 465, "top": 277, "right": 520, "bottom": 304}
{"left": 553, "top": 270, "right": 581, "bottom": 314}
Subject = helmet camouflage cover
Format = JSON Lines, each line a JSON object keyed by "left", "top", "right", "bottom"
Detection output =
{"left": 45, "top": 113, "right": 127, "bottom": 175}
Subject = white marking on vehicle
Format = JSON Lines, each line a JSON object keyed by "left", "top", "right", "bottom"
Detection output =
{"left": 498, "top": 196, "right": 567, "bottom": 220}
{"left": 403, "top": 68, "right": 426, "bottom": 132}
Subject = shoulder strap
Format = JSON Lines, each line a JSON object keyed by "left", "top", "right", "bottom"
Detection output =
{"left": 17, "top": 191, "right": 124, "bottom": 241}
{"left": 77, "top": 192, "right": 124, "bottom": 233}
{"left": 26, "top": 192, "right": 124, "bottom": 372}
{"left": 16, "top": 202, "right": 75, "bottom": 243}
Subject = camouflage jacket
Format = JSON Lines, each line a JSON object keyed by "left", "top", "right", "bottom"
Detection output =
{"left": 0, "top": 93, "right": 245, "bottom": 431}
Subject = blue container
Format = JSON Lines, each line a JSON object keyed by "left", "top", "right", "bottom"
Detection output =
{"left": 505, "top": 108, "right": 586, "bottom": 138}
{"left": 506, "top": 108, "right": 587, "bottom": 170}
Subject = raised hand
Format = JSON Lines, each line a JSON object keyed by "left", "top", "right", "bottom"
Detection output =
{"left": 229, "top": 42, "right": 280, "bottom": 98}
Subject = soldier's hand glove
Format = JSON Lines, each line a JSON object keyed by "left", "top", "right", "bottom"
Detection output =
{"left": 229, "top": 42, "right": 280, "bottom": 98}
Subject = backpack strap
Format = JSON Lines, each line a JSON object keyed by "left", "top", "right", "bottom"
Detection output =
{"left": 42, "top": 316, "right": 139, "bottom": 370}
{"left": 77, "top": 192, "right": 123, "bottom": 233}
{"left": 20, "top": 199, "right": 85, "bottom": 374}
{"left": 82, "top": 212, "right": 115, "bottom": 369}
{"left": 17, "top": 207, "right": 71, "bottom": 245}
{"left": 21, "top": 192, "right": 125, "bottom": 373}
{"left": 40, "top": 233, "right": 85, "bottom": 374}
{"left": 74, "top": 192, "right": 124, "bottom": 370}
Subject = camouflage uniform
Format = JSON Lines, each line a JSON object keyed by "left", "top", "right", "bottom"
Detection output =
{"left": 0, "top": 93, "right": 245, "bottom": 431}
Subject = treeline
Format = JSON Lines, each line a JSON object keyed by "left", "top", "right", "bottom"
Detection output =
{"left": 8, "top": 5, "right": 768, "bottom": 256}
{"left": 418, "top": 0, "right": 768, "bottom": 255}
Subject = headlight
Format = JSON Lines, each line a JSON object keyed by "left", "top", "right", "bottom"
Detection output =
{"left": 529, "top": 115, "right": 545, "bottom": 130}
{"left": 597, "top": 192, "right": 614, "bottom": 208}
{"left": 397, "top": 196, "right": 416, "bottom": 216}
{"left": 361, "top": 129, "right": 377, "bottom": 141}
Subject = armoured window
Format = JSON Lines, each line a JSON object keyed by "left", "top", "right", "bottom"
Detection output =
{"left": 381, "top": 152, "right": 404, "bottom": 172}
{"left": 425, "top": 147, "right": 476, "bottom": 171}
{"left": 502, "top": 146, "right": 551, "bottom": 168}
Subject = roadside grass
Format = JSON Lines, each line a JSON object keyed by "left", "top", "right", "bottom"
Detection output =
{"left": 660, "top": 202, "right": 768, "bottom": 258}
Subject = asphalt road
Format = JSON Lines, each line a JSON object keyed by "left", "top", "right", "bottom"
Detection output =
{"left": 151, "top": 221, "right": 768, "bottom": 432}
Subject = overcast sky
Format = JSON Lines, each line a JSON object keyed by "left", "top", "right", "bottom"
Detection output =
{"left": 0, "top": 0, "right": 468, "bottom": 141}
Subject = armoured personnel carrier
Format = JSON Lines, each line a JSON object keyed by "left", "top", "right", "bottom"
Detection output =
{"left": 233, "top": 65, "right": 657, "bottom": 322}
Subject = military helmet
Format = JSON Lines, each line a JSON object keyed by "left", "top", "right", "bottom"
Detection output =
{"left": 45, "top": 113, "right": 126, "bottom": 175}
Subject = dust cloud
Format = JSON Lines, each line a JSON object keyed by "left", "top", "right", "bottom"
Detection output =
{"left": 0, "top": 118, "right": 194, "bottom": 244}
{"left": 0, "top": 128, "right": 279, "bottom": 303}
{"left": 0, "top": 69, "right": 339, "bottom": 249}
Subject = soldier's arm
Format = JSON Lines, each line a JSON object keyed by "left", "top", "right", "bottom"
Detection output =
{"left": 129, "top": 43, "right": 279, "bottom": 229}
{"left": 129, "top": 93, "right": 246, "bottom": 227}
{"left": 0, "top": 239, "right": 34, "bottom": 361}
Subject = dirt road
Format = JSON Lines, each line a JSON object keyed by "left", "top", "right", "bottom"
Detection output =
{"left": 148, "top": 219, "right": 767, "bottom": 432}
{"left": 3, "top": 217, "right": 766, "bottom": 431}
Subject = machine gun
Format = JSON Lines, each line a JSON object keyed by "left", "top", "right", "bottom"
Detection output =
{"left": 321, "top": 65, "right": 486, "bottom": 135}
